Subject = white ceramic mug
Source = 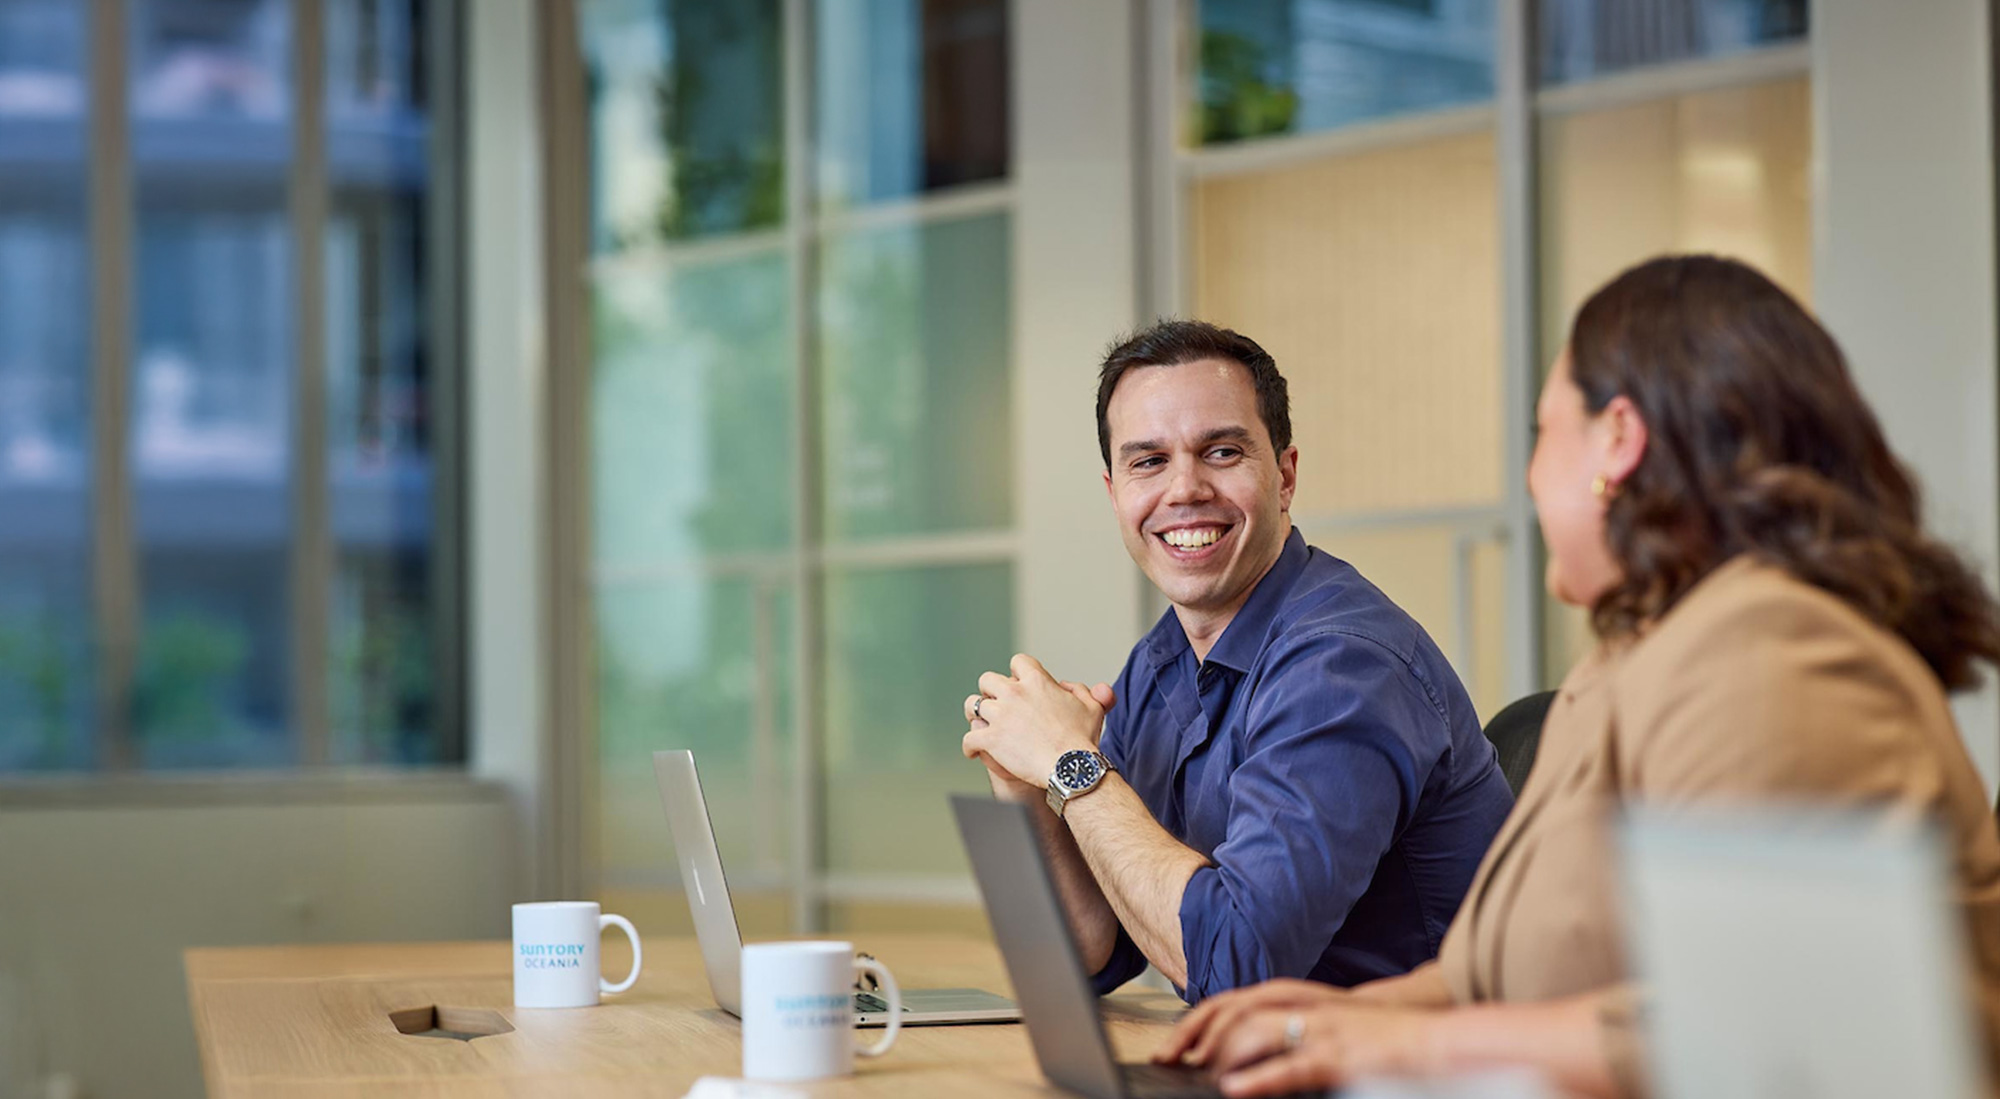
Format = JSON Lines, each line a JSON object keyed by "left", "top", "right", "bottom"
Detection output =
{"left": 511, "top": 901, "right": 642, "bottom": 1008}
{"left": 740, "top": 941, "right": 901, "bottom": 1080}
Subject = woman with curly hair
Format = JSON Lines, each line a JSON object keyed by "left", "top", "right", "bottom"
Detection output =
{"left": 1157, "top": 254, "right": 2000, "bottom": 1097}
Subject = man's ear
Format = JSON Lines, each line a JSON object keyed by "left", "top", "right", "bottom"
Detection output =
{"left": 1102, "top": 467, "right": 1115, "bottom": 499}
{"left": 1276, "top": 446, "right": 1299, "bottom": 513}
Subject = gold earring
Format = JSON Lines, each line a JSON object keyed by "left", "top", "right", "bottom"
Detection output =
{"left": 1591, "top": 474, "right": 1610, "bottom": 497}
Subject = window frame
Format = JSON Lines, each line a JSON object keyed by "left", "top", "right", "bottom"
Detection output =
{"left": 1, "top": 0, "right": 471, "bottom": 783}
{"left": 552, "top": 0, "right": 1023, "bottom": 925}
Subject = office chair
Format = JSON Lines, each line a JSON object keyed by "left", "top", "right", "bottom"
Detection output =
{"left": 1481, "top": 690, "right": 1557, "bottom": 797}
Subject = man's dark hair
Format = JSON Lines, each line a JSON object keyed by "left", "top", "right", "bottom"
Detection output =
{"left": 1095, "top": 320, "right": 1292, "bottom": 469}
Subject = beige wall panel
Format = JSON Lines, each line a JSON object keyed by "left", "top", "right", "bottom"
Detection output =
{"left": 1538, "top": 100, "right": 1682, "bottom": 357}
{"left": 1676, "top": 80, "right": 1813, "bottom": 300}
{"left": 1540, "top": 77, "right": 1812, "bottom": 359}
{"left": 1193, "top": 133, "right": 1505, "bottom": 516}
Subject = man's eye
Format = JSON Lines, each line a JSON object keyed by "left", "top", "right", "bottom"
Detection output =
{"left": 1132, "top": 456, "right": 1165, "bottom": 470}
{"left": 1208, "top": 447, "right": 1241, "bottom": 461}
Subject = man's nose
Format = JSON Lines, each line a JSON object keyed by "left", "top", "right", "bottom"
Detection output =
{"left": 1163, "top": 456, "right": 1214, "bottom": 505}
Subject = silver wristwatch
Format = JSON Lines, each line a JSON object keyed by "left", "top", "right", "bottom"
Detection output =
{"left": 1046, "top": 749, "right": 1115, "bottom": 818}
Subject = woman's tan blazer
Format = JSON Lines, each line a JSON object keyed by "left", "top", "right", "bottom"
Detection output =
{"left": 1433, "top": 556, "right": 2000, "bottom": 1093}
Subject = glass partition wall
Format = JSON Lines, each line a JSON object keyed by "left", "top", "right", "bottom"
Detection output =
{"left": 579, "top": 0, "right": 1013, "bottom": 934}
{"left": 0, "top": 0, "right": 461, "bottom": 774}
{"left": 0, "top": 0, "right": 94, "bottom": 768}
{"left": 565, "top": 0, "right": 1812, "bottom": 934}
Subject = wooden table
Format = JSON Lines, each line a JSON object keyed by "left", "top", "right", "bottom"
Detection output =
{"left": 185, "top": 935, "right": 1191, "bottom": 1097}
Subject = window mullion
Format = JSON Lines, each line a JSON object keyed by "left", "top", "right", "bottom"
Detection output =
{"left": 783, "top": 0, "right": 827, "bottom": 935}
{"left": 1497, "top": 0, "right": 1544, "bottom": 699}
{"left": 88, "top": 0, "right": 137, "bottom": 771}
{"left": 542, "top": 0, "right": 594, "bottom": 901}
{"left": 1143, "top": 1, "right": 1186, "bottom": 323}
{"left": 426, "top": 0, "right": 469, "bottom": 767}
{"left": 291, "top": 0, "right": 333, "bottom": 765}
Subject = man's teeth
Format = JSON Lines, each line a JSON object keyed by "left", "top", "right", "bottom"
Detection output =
{"left": 1162, "top": 528, "right": 1223, "bottom": 550}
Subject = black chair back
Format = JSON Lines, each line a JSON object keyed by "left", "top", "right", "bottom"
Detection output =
{"left": 1481, "top": 690, "right": 1557, "bottom": 797}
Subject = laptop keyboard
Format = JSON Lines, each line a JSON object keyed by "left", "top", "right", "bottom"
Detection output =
{"left": 852, "top": 992, "right": 901, "bottom": 1014}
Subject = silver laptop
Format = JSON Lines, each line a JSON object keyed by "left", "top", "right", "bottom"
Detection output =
{"left": 1622, "top": 807, "right": 1987, "bottom": 1099}
{"left": 952, "top": 795, "right": 1323, "bottom": 1099}
{"left": 652, "top": 750, "right": 1019, "bottom": 1027}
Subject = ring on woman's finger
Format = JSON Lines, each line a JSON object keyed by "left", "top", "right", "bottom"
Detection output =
{"left": 972, "top": 696, "right": 983, "bottom": 720}
{"left": 1282, "top": 1013, "right": 1306, "bottom": 1052}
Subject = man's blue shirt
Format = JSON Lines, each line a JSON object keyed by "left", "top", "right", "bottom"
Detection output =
{"left": 1091, "top": 528, "right": 1514, "bottom": 1002}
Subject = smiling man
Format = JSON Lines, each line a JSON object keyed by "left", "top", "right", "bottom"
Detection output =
{"left": 962, "top": 320, "right": 1514, "bottom": 1002}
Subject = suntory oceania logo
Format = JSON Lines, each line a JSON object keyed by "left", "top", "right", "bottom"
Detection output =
{"left": 775, "top": 993, "right": 850, "bottom": 1028}
{"left": 518, "top": 943, "right": 587, "bottom": 969}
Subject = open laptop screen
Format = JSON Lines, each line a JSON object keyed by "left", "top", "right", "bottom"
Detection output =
{"left": 653, "top": 749, "right": 746, "bottom": 1015}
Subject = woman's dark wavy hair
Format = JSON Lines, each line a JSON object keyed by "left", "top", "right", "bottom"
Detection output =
{"left": 1571, "top": 254, "right": 2000, "bottom": 690}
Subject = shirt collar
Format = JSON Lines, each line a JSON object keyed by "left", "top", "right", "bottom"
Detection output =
{"left": 1141, "top": 605, "right": 1191, "bottom": 670}
{"left": 1140, "top": 527, "right": 1309, "bottom": 675}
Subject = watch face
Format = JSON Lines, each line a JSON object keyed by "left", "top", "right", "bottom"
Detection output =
{"left": 1055, "top": 751, "right": 1103, "bottom": 791}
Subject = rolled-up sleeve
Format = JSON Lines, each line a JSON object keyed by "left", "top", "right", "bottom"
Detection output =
{"left": 1089, "top": 925, "right": 1152, "bottom": 994}
{"left": 1174, "top": 631, "right": 1444, "bottom": 1002}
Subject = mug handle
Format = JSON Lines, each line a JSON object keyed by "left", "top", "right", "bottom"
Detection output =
{"left": 854, "top": 956, "right": 901, "bottom": 1057}
{"left": 599, "top": 914, "right": 642, "bottom": 995}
